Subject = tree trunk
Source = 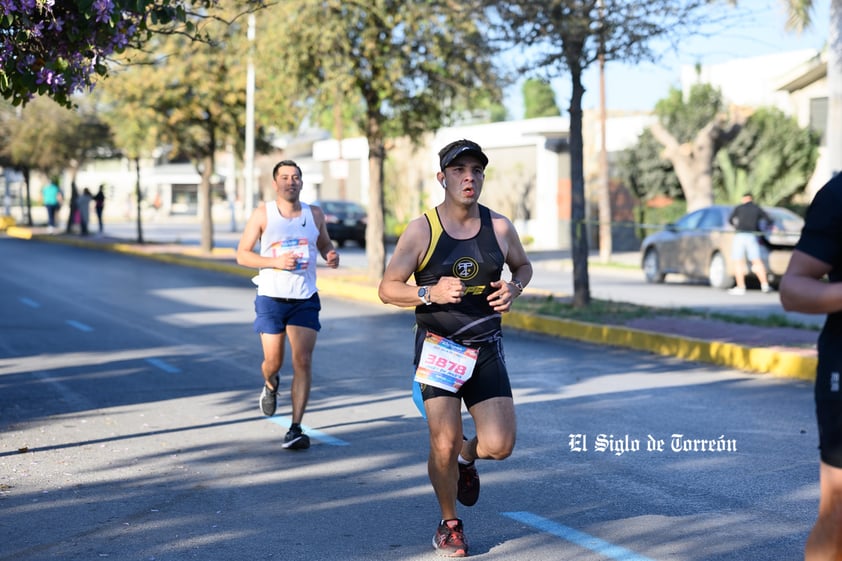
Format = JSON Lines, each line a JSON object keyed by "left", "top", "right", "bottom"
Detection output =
{"left": 366, "top": 116, "right": 386, "bottom": 282}
{"left": 199, "top": 152, "right": 215, "bottom": 255}
{"left": 650, "top": 118, "right": 741, "bottom": 213}
{"left": 828, "top": 0, "right": 842, "bottom": 177}
{"left": 23, "top": 167, "right": 32, "bottom": 226}
{"left": 569, "top": 64, "right": 591, "bottom": 308}
{"left": 134, "top": 157, "right": 144, "bottom": 244}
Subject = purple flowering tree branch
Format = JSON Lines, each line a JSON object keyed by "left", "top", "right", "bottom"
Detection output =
{"left": 0, "top": 0, "right": 263, "bottom": 107}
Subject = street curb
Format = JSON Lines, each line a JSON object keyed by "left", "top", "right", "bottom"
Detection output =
{"left": 502, "top": 312, "right": 817, "bottom": 381}
{"left": 6, "top": 228, "right": 817, "bottom": 382}
{"left": 6, "top": 226, "right": 32, "bottom": 239}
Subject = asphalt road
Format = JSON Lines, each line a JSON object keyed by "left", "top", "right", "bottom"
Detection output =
{"left": 0, "top": 236, "right": 820, "bottom": 561}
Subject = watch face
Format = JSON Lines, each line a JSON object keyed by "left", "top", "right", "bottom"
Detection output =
{"left": 418, "top": 286, "right": 427, "bottom": 298}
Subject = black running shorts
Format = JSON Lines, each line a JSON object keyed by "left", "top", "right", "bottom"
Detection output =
{"left": 414, "top": 329, "right": 512, "bottom": 409}
{"left": 815, "top": 330, "right": 842, "bottom": 468}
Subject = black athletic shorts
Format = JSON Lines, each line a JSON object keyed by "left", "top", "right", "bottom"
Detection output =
{"left": 413, "top": 329, "right": 512, "bottom": 409}
{"left": 815, "top": 329, "right": 842, "bottom": 468}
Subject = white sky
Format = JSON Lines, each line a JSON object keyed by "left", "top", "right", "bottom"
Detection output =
{"left": 504, "top": 0, "right": 830, "bottom": 116}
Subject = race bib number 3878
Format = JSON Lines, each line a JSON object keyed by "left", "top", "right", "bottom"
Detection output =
{"left": 414, "top": 333, "right": 478, "bottom": 393}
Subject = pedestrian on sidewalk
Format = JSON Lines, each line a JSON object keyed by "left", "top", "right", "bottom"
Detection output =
{"left": 236, "top": 160, "right": 339, "bottom": 451}
{"left": 779, "top": 172, "right": 842, "bottom": 561}
{"left": 64, "top": 183, "right": 79, "bottom": 234}
{"left": 41, "top": 178, "right": 63, "bottom": 233}
{"left": 94, "top": 185, "right": 106, "bottom": 234}
{"left": 378, "top": 139, "right": 533, "bottom": 557}
{"left": 78, "top": 187, "right": 92, "bottom": 236}
{"left": 728, "top": 193, "right": 772, "bottom": 294}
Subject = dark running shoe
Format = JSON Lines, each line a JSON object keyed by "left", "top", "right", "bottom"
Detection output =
{"left": 259, "top": 382, "right": 277, "bottom": 417}
{"left": 282, "top": 427, "right": 310, "bottom": 450}
{"left": 433, "top": 518, "right": 468, "bottom": 557}
{"left": 457, "top": 460, "right": 480, "bottom": 506}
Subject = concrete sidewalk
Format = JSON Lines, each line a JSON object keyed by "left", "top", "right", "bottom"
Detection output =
{"left": 4, "top": 225, "right": 819, "bottom": 382}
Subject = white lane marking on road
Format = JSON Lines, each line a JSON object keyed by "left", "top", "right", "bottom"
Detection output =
{"left": 66, "top": 320, "right": 93, "bottom": 332}
{"left": 145, "top": 357, "right": 181, "bottom": 373}
{"left": 267, "top": 415, "right": 349, "bottom": 446}
{"left": 502, "top": 511, "right": 656, "bottom": 561}
{"left": 20, "top": 297, "right": 40, "bottom": 308}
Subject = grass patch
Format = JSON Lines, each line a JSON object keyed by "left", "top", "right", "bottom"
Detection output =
{"left": 513, "top": 295, "right": 656, "bottom": 325}
{"left": 513, "top": 294, "right": 821, "bottom": 331}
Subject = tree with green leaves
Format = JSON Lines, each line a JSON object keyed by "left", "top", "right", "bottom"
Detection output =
{"left": 522, "top": 79, "right": 561, "bottom": 119}
{"left": 0, "top": 96, "right": 112, "bottom": 226}
{"left": 715, "top": 106, "right": 819, "bottom": 205}
{"left": 97, "top": 91, "right": 161, "bottom": 244}
{"left": 617, "top": 128, "right": 683, "bottom": 238}
{"left": 99, "top": 4, "right": 252, "bottom": 252}
{"left": 488, "top": 0, "right": 714, "bottom": 307}
{"left": 254, "top": 0, "right": 503, "bottom": 281}
{"left": 649, "top": 83, "right": 743, "bottom": 212}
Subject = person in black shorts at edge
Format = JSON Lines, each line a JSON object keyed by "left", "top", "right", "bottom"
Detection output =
{"left": 779, "top": 172, "right": 842, "bottom": 561}
{"left": 236, "top": 160, "right": 339, "bottom": 450}
{"left": 378, "top": 139, "right": 533, "bottom": 557}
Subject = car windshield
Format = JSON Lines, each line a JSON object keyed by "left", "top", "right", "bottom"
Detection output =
{"left": 764, "top": 207, "right": 804, "bottom": 231}
{"left": 698, "top": 208, "right": 725, "bottom": 229}
{"left": 675, "top": 209, "right": 704, "bottom": 230}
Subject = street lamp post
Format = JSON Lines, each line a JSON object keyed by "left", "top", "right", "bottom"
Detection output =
{"left": 244, "top": 13, "right": 256, "bottom": 221}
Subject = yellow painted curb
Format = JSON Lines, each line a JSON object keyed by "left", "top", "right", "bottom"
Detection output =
{"left": 6, "top": 226, "right": 32, "bottom": 239}
{"left": 316, "top": 276, "right": 383, "bottom": 305}
{"left": 503, "top": 312, "right": 816, "bottom": 381}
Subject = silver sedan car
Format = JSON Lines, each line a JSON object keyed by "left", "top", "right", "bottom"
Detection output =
{"left": 640, "top": 205, "right": 804, "bottom": 289}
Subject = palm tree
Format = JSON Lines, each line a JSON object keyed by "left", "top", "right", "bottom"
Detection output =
{"left": 784, "top": 0, "right": 841, "bottom": 179}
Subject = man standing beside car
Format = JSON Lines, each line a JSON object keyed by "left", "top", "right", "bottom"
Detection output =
{"left": 728, "top": 193, "right": 772, "bottom": 294}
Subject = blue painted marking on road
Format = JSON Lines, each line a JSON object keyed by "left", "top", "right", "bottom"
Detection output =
{"left": 267, "top": 415, "right": 349, "bottom": 446}
{"left": 66, "top": 320, "right": 93, "bottom": 332}
{"left": 502, "top": 511, "right": 656, "bottom": 561}
{"left": 145, "top": 358, "right": 181, "bottom": 374}
{"left": 19, "top": 297, "right": 40, "bottom": 308}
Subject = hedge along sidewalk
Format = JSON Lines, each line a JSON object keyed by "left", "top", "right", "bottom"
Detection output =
{"left": 5, "top": 226, "right": 818, "bottom": 382}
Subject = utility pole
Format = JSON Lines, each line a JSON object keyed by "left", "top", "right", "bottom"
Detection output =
{"left": 597, "top": 0, "right": 612, "bottom": 262}
{"left": 244, "top": 13, "right": 256, "bottom": 221}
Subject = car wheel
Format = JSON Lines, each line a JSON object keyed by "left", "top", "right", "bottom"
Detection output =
{"left": 642, "top": 248, "right": 665, "bottom": 284}
{"left": 335, "top": 238, "right": 346, "bottom": 248}
{"left": 356, "top": 237, "right": 366, "bottom": 249}
{"left": 708, "top": 252, "right": 734, "bottom": 289}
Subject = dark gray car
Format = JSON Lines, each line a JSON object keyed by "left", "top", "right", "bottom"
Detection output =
{"left": 313, "top": 200, "right": 367, "bottom": 248}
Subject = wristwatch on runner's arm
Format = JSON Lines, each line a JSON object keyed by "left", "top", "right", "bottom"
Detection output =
{"left": 418, "top": 286, "right": 432, "bottom": 305}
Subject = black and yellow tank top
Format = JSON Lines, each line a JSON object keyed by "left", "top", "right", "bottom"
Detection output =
{"left": 413, "top": 205, "right": 505, "bottom": 346}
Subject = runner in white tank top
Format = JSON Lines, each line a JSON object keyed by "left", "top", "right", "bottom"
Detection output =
{"left": 236, "top": 160, "right": 340, "bottom": 450}
{"left": 252, "top": 201, "right": 320, "bottom": 299}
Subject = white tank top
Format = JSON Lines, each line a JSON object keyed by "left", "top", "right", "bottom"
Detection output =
{"left": 252, "top": 201, "right": 320, "bottom": 298}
